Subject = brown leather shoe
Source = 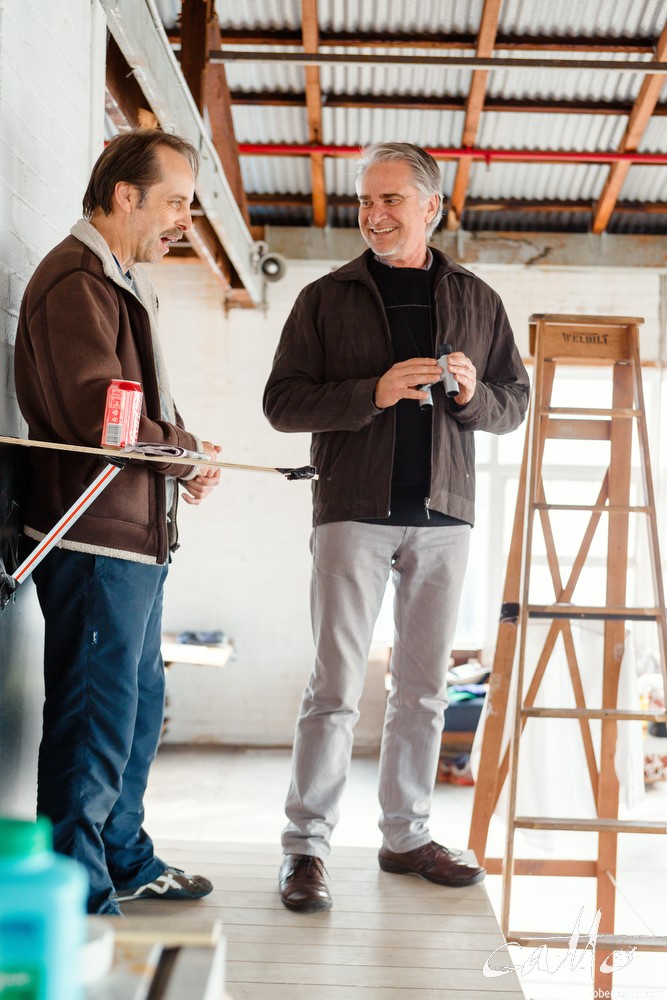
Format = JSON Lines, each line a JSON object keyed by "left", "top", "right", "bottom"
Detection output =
{"left": 378, "top": 841, "right": 485, "bottom": 887}
{"left": 279, "top": 854, "right": 332, "bottom": 912}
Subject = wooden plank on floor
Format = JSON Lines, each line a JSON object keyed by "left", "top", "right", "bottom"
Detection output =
{"left": 125, "top": 842, "right": 525, "bottom": 999}
{"left": 230, "top": 988, "right": 519, "bottom": 1000}
{"left": 222, "top": 922, "right": 512, "bottom": 954}
{"left": 227, "top": 940, "right": 510, "bottom": 970}
{"left": 228, "top": 960, "right": 522, "bottom": 991}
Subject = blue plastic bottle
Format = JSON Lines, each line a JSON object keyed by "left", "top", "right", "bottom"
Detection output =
{"left": 0, "top": 816, "right": 88, "bottom": 1000}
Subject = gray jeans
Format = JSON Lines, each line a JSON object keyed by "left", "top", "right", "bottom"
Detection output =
{"left": 282, "top": 519, "right": 471, "bottom": 858}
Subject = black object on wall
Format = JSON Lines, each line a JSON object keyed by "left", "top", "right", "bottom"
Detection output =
{"left": 0, "top": 444, "right": 28, "bottom": 592}
{"left": 0, "top": 443, "right": 39, "bottom": 815}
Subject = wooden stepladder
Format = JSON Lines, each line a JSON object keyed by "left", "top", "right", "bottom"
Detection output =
{"left": 468, "top": 314, "right": 667, "bottom": 990}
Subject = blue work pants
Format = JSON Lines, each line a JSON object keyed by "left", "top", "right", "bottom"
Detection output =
{"left": 33, "top": 548, "right": 168, "bottom": 915}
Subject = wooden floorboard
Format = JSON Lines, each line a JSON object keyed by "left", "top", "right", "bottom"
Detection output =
{"left": 122, "top": 842, "right": 525, "bottom": 998}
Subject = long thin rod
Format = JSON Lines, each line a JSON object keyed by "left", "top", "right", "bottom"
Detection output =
{"left": 0, "top": 435, "right": 285, "bottom": 476}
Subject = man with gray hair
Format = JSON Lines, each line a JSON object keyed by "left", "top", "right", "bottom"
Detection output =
{"left": 264, "top": 142, "right": 529, "bottom": 912}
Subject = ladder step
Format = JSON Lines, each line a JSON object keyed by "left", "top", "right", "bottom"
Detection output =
{"left": 508, "top": 931, "right": 667, "bottom": 952}
{"left": 521, "top": 707, "right": 667, "bottom": 722}
{"left": 527, "top": 603, "right": 660, "bottom": 621}
{"left": 543, "top": 406, "right": 640, "bottom": 418}
{"left": 543, "top": 418, "right": 611, "bottom": 441}
{"left": 534, "top": 502, "right": 649, "bottom": 513}
{"left": 483, "top": 857, "right": 597, "bottom": 877}
{"left": 515, "top": 816, "right": 667, "bottom": 834}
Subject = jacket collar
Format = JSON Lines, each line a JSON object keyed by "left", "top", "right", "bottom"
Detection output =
{"left": 331, "top": 246, "right": 475, "bottom": 284}
{"left": 70, "top": 218, "right": 155, "bottom": 308}
{"left": 69, "top": 220, "right": 175, "bottom": 425}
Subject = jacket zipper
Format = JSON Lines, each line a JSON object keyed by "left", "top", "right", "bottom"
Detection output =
{"left": 425, "top": 270, "right": 449, "bottom": 519}
{"left": 364, "top": 272, "right": 396, "bottom": 518}
{"left": 128, "top": 292, "right": 169, "bottom": 563}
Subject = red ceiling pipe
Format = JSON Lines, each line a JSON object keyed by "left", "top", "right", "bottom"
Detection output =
{"left": 237, "top": 142, "right": 667, "bottom": 165}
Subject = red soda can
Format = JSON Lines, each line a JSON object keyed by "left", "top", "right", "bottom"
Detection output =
{"left": 101, "top": 379, "right": 143, "bottom": 448}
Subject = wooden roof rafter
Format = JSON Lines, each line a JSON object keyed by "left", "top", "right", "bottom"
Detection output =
{"left": 167, "top": 26, "right": 659, "bottom": 55}
{"left": 243, "top": 192, "right": 667, "bottom": 217}
{"left": 180, "top": 0, "right": 250, "bottom": 226}
{"left": 106, "top": 19, "right": 252, "bottom": 302}
{"left": 301, "top": 0, "right": 327, "bottom": 228}
{"left": 172, "top": 0, "right": 252, "bottom": 303}
{"left": 592, "top": 19, "right": 667, "bottom": 233}
{"left": 228, "top": 90, "right": 667, "bottom": 118}
{"left": 447, "top": 0, "right": 502, "bottom": 231}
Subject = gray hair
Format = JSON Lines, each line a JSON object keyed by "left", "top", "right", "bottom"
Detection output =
{"left": 355, "top": 142, "right": 444, "bottom": 239}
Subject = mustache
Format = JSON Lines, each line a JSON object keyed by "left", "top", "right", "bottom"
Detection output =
{"left": 161, "top": 230, "right": 183, "bottom": 242}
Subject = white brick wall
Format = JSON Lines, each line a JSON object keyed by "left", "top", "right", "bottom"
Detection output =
{"left": 0, "top": 0, "right": 106, "bottom": 813}
{"left": 0, "top": 0, "right": 105, "bottom": 434}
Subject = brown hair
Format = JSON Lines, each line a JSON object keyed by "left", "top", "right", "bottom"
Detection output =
{"left": 82, "top": 130, "right": 200, "bottom": 218}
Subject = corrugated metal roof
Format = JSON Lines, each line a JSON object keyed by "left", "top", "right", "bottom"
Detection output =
{"left": 320, "top": 49, "right": 473, "bottom": 97}
{"left": 322, "top": 107, "right": 466, "bottom": 148}
{"left": 160, "top": 2, "right": 667, "bottom": 235}
{"left": 638, "top": 116, "right": 667, "bottom": 153}
{"left": 487, "top": 51, "right": 655, "bottom": 103}
{"left": 215, "top": 0, "right": 301, "bottom": 30}
{"left": 223, "top": 47, "right": 476, "bottom": 97}
{"left": 224, "top": 57, "right": 304, "bottom": 94}
{"left": 617, "top": 165, "right": 667, "bottom": 202}
{"left": 231, "top": 103, "right": 309, "bottom": 144}
{"left": 476, "top": 111, "right": 628, "bottom": 152}
{"left": 217, "top": 0, "right": 665, "bottom": 39}
{"left": 466, "top": 161, "right": 609, "bottom": 201}
{"left": 608, "top": 210, "right": 667, "bottom": 233}
{"left": 318, "top": 0, "right": 484, "bottom": 34}
{"left": 497, "top": 0, "right": 666, "bottom": 37}
{"left": 461, "top": 207, "right": 591, "bottom": 233}
{"left": 240, "top": 154, "right": 312, "bottom": 194}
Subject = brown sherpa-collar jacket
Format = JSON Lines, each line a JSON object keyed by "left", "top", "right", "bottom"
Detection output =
{"left": 15, "top": 220, "right": 202, "bottom": 564}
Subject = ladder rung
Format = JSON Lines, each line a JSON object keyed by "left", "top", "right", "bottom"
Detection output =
{"left": 483, "top": 857, "right": 597, "bottom": 877}
{"left": 543, "top": 418, "right": 611, "bottom": 441}
{"left": 515, "top": 816, "right": 667, "bottom": 834}
{"left": 533, "top": 502, "right": 649, "bottom": 513}
{"left": 521, "top": 707, "right": 667, "bottom": 722}
{"left": 543, "top": 406, "right": 640, "bottom": 418}
{"left": 508, "top": 931, "right": 667, "bottom": 952}
{"left": 527, "top": 604, "right": 660, "bottom": 621}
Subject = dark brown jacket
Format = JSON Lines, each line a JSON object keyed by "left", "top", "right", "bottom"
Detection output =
{"left": 15, "top": 222, "right": 201, "bottom": 564}
{"left": 264, "top": 248, "right": 529, "bottom": 526}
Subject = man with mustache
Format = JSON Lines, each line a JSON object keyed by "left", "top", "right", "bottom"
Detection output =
{"left": 15, "top": 129, "right": 221, "bottom": 915}
{"left": 265, "top": 142, "right": 529, "bottom": 912}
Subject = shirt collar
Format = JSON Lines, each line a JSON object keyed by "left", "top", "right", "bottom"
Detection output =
{"left": 373, "top": 247, "right": 433, "bottom": 271}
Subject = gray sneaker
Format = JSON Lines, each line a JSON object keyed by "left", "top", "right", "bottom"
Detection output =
{"left": 115, "top": 866, "right": 213, "bottom": 902}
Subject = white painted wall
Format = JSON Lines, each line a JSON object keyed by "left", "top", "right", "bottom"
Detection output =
{"left": 151, "top": 257, "right": 667, "bottom": 747}
{"left": 0, "top": 0, "right": 106, "bottom": 436}
{"left": 152, "top": 261, "right": 341, "bottom": 746}
{"left": 0, "top": 0, "right": 107, "bottom": 813}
